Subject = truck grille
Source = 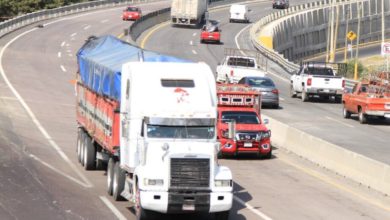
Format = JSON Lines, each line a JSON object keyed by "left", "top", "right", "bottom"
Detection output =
{"left": 170, "top": 158, "right": 210, "bottom": 189}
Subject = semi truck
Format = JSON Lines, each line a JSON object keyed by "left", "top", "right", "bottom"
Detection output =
{"left": 216, "top": 84, "right": 272, "bottom": 158}
{"left": 75, "top": 35, "right": 233, "bottom": 220}
{"left": 171, "top": 0, "right": 208, "bottom": 26}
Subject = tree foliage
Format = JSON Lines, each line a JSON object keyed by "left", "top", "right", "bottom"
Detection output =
{"left": 0, "top": 0, "right": 91, "bottom": 20}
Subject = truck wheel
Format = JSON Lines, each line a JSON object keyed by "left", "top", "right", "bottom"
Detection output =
{"left": 358, "top": 108, "right": 368, "bottom": 124}
{"left": 135, "top": 183, "right": 149, "bottom": 220}
{"left": 83, "top": 134, "right": 96, "bottom": 170}
{"left": 77, "top": 129, "right": 84, "bottom": 163}
{"left": 112, "top": 161, "right": 126, "bottom": 201}
{"left": 107, "top": 158, "right": 115, "bottom": 196}
{"left": 343, "top": 105, "right": 351, "bottom": 119}
{"left": 290, "top": 85, "right": 297, "bottom": 98}
{"left": 301, "top": 90, "right": 308, "bottom": 102}
{"left": 263, "top": 148, "right": 272, "bottom": 159}
{"left": 215, "top": 211, "right": 229, "bottom": 220}
{"left": 80, "top": 132, "right": 85, "bottom": 166}
{"left": 335, "top": 96, "right": 342, "bottom": 103}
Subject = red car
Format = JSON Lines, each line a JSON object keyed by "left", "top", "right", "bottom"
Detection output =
{"left": 200, "top": 24, "right": 221, "bottom": 44}
{"left": 122, "top": 6, "right": 141, "bottom": 21}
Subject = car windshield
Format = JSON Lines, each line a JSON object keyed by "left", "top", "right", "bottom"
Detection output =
{"left": 306, "top": 67, "right": 334, "bottom": 76}
{"left": 247, "top": 78, "right": 275, "bottom": 87}
{"left": 147, "top": 125, "right": 215, "bottom": 139}
{"left": 221, "top": 111, "right": 260, "bottom": 124}
{"left": 126, "top": 7, "right": 138, "bottom": 12}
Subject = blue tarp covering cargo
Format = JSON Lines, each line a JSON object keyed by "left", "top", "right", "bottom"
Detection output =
{"left": 77, "top": 35, "right": 190, "bottom": 100}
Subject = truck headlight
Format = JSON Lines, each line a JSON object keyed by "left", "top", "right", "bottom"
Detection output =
{"left": 215, "top": 179, "right": 232, "bottom": 187}
{"left": 144, "top": 178, "right": 164, "bottom": 186}
{"left": 262, "top": 130, "right": 271, "bottom": 139}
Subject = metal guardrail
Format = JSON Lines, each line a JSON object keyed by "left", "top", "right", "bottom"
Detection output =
{"left": 249, "top": 0, "right": 358, "bottom": 87}
{"left": 0, "top": 0, "right": 159, "bottom": 39}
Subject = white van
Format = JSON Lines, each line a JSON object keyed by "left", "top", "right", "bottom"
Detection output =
{"left": 229, "top": 4, "right": 250, "bottom": 23}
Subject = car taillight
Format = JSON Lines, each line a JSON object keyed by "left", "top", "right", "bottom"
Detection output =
{"left": 342, "top": 79, "right": 345, "bottom": 88}
{"left": 271, "top": 89, "right": 279, "bottom": 94}
{"left": 230, "top": 70, "right": 234, "bottom": 76}
{"left": 307, "top": 78, "right": 312, "bottom": 86}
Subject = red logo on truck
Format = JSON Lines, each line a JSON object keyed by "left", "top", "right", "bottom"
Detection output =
{"left": 174, "top": 87, "right": 189, "bottom": 103}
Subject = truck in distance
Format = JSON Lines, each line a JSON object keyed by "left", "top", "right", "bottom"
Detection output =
{"left": 229, "top": 4, "right": 250, "bottom": 23}
{"left": 75, "top": 35, "right": 233, "bottom": 220}
{"left": 171, "top": 0, "right": 208, "bottom": 26}
{"left": 342, "top": 72, "right": 390, "bottom": 124}
{"left": 216, "top": 48, "right": 267, "bottom": 84}
{"left": 290, "top": 61, "right": 346, "bottom": 102}
{"left": 216, "top": 84, "right": 272, "bottom": 159}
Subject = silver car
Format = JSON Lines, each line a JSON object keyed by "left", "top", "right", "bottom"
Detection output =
{"left": 238, "top": 76, "right": 279, "bottom": 109}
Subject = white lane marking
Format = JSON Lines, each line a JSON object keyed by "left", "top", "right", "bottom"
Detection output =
{"left": 60, "top": 65, "right": 67, "bottom": 72}
{"left": 193, "top": 33, "right": 197, "bottom": 36}
{"left": 325, "top": 116, "right": 354, "bottom": 128}
{"left": 68, "top": 54, "right": 73, "bottom": 57}
{"left": 234, "top": 196, "right": 273, "bottom": 220}
{"left": 83, "top": 25, "right": 91, "bottom": 30}
{"left": 70, "top": 32, "right": 77, "bottom": 37}
{"left": 101, "top": 19, "right": 109, "bottom": 23}
{"left": 61, "top": 41, "right": 66, "bottom": 47}
{"left": 99, "top": 196, "right": 127, "bottom": 220}
{"left": 58, "top": 52, "right": 61, "bottom": 58}
{"left": 66, "top": 43, "right": 70, "bottom": 47}
{"left": 235, "top": 25, "right": 290, "bottom": 83}
{"left": 192, "top": 50, "right": 197, "bottom": 54}
{"left": 190, "top": 40, "right": 193, "bottom": 45}
{"left": 67, "top": 50, "right": 71, "bottom": 53}
{"left": 29, "top": 154, "right": 91, "bottom": 188}
{"left": 0, "top": 27, "right": 93, "bottom": 188}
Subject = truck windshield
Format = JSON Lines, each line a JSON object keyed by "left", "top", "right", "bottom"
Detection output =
{"left": 221, "top": 111, "right": 260, "bottom": 124}
{"left": 227, "top": 57, "right": 255, "bottom": 68}
{"left": 306, "top": 67, "right": 334, "bottom": 76}
{"left": 126, "top": 7, "right": 138, "bottom": 11}
{"left": 147, "top": 125, "right": 215, "bottom": 139}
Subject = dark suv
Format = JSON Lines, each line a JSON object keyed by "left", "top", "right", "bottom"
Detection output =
{"left": 272, "top": 0, "right": 289, "bottom": 9}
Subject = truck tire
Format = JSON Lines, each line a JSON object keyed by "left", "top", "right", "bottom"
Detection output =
{"left": 343, "top": 105, "right": 351, "bottom": 119}
{"left": 112, "top": 161, "right": 126, "bottom": 201}
{"left": 83, "top": 134, "right": 96, "bottom": 170}
{"left": 107, "top": 158, "right": 115, "bottom": 196}
{"left": 80, "top": 132, "right": 85, "bottom": 166}
{"left": 215, "top": 211, "right": 229, "bottom": 220}
{"left": 301, "top": 90, "right": 309, "bottom": 102}
{"left": 335, "top": 95, "right": 342, "bottom": 103}
{"left": 135, "top": 183, "right": 150, "bottom": 220}
{"left": 263, "top": 148, "right": 272, "bottom": 159}
{"left": 290, "top": 85, "right": 297, "bottom": 98}
{"left": 77, "top": 129, "right": 84, "bottom": 163}
{"left": 358, "top": 108, "right": 368, "bottom": 124}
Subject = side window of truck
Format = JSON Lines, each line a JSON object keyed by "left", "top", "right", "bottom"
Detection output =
{"left": 126, "top": 79, "right": 130, "bottom": 100}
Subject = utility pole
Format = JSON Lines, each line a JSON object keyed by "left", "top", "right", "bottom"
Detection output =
{"left": 344, "top": 7, "right": 350, "bottom": 62}
{"left": 329, "top": 0, "right": 335, "bottom": 62}
{"left": 333, "top": 5, "right": 340, "bottom": 62}
{"left": 354, "top": 1, "right": 362, "bottom": 80}
{"left": 326, "top": 10, "right": 332, "bottom": 62}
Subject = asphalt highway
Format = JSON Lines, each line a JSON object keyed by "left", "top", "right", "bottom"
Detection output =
{"left": 0, "top": 1, "right": 390, "bottom": 219}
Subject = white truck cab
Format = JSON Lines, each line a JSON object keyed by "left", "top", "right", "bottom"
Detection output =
{"left": 216, "top": 55, "right": 266, "bottom": 83}
{"left": 119, "top": 62, "right": 233, "bottom": 220}
{"left": 229, "top": 4, "right": 250, "bottom": 23}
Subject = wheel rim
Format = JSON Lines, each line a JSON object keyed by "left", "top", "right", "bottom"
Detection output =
{"left": 113, "top": 168, "right": 118, "bottom": 195}
{"left": 107, "top": 162, "right": 112, "bottom": 190}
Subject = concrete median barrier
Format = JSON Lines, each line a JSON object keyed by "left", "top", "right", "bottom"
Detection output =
{"left": 266, "top": 114, "right": 390, "bottom": 196}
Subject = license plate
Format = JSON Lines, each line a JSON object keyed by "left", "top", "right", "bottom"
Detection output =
{"left": 385, "top": 113, "right": 390, "bottom": 118}
{"left": 244, "top": 142, "right": 252, "bottom": 147}
{"left": 208, "top": 35, "right": 213, "bottom": 38}
{"left": 182, "top": 204, "right": 195, "bottom": 211}
{"left": 323, "top": 89, "right": 329, "bottom": 93}
{"left": 385, "top": 104, "right": 390, "bottom": 110}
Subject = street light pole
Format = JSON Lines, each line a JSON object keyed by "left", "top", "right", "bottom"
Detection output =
{"left": 344, "top": 7, "right": 350, "bottom": 62}
{"left": 354, "top": 1, "right": 362, "bottom": 80}
{"left": 329, "top": 0, "right": 335, "bottom": 62}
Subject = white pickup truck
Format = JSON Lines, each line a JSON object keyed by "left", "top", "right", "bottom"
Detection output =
{"left": 290, "top": 62, "right": 346, "bottom": 102}
{"left": 216, "top": 55, "right": 266, "bottom": 83}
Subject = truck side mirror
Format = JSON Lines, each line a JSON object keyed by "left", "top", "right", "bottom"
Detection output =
{"left": 263, "top": 118, "right": 269, "bottom": 124}
{"left": 227, "top": 120, "right": 236, "bottom": 139}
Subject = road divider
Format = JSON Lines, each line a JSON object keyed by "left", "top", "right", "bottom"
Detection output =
{"left": 266, "top": 115, "right": 390, "bottom": 196}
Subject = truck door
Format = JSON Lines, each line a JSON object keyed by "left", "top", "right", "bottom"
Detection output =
{"left": 120, "top": 75, "right": 131, "bottom": 166}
